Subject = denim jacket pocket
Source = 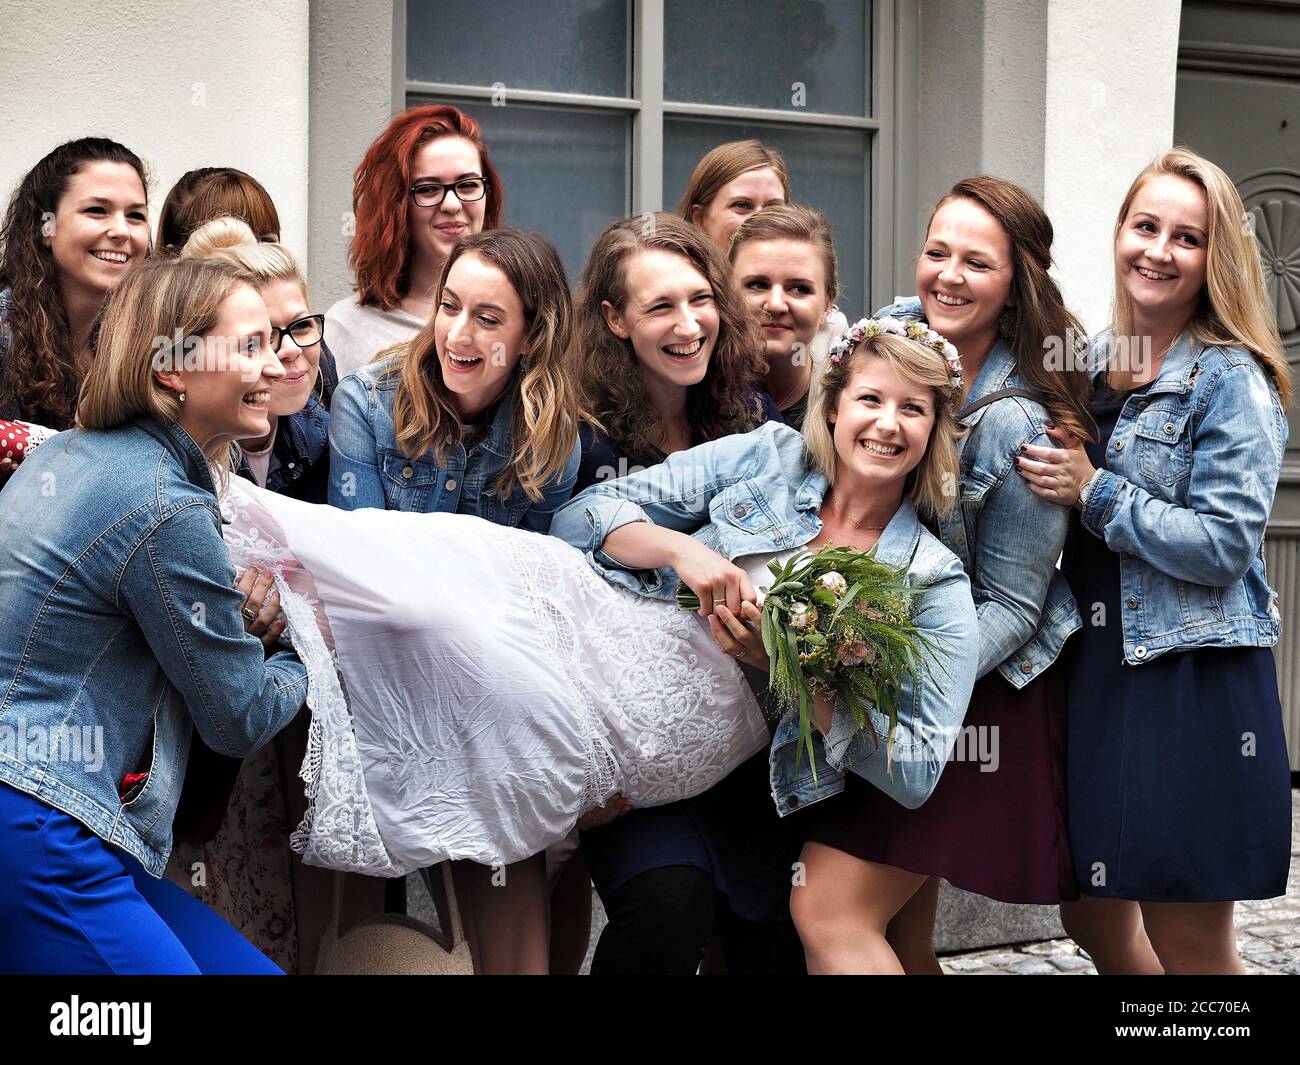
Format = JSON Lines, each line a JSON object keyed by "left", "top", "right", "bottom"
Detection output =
{"left": 1134, "top": 406, "right": 1192, "bottom": 488}
{"left": 380, "top": 451, "right": 442, "bottom": 511}
{"left": 711, "top": 481, "right": 777, "bottom": 536}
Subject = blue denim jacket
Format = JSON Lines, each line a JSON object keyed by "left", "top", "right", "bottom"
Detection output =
{"left": 1068, "top": 331, "right": 1287, "bottom": 664}
{"left": 0, "top": 416, "right": 308, "bottom": 876}
{"left": 550, "top": 421, "right": 980, "bottom": 813}
{"left": 328, "top": 357, "right": 579, "bottom": 531}
{"left": 878, "top": 298, "right": 1082, "bottom": 686}
{"left": 236, "top": 395, "right": 331, "bottom": 503}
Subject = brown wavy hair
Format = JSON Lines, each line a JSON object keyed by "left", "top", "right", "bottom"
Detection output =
{"left": 926, "top": 177, "right": 1093, "bottom": 441}
{"left": 574, "top": 213, "right": 768, "bottom": 465}
{"left": 385, "top": 228, "right": 581, "bottom": 502}
{"left": 349, "top": 104, "right": 504, "bottom": 310}
{"left": 0, "top": 137, "right": 151, "bottom": 429}
{"left": 156, "top": 167, "right": 281, "bottom": 255}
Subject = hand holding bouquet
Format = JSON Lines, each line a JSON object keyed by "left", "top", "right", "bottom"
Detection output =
{"left": 679, "top": 545, "right": 938, "bottom": 777}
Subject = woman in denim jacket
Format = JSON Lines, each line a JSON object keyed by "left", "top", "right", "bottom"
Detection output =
{"left": 803, "top": 178, "right": 1094, "bottom": 973}
{"left": 0, "top": 257, "right": 308, "bottom": 974}
{"left": 329, "top": 227, "right": 583, "bottom": 974}
{"left": 177, "top": 217, "right": 348, "bottom": 972}
{"left": 554, "top": 327, "right": 980, "bottom": 975}
{"left": 1017, "top": 149, "right": 1293, "bottom": 974}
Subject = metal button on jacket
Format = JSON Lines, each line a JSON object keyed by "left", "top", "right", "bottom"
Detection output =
{"left": 1019, "top": 660, "right": 1033, "bottom": 674}
{"left": 1113, "top": 440, "right": 1125, "bottom": 452}
{"left": 732, "top": 503, "right": 751, "bottom": 518}
{"left": 1127, "top": 596, "right": 1138, "bottom": 609}
{"left": 445, "top": 478, "right": 457, "bottom": 492}
{"left": 1134, "top": 645, "right": 1148, "bottom": 659}
{"left": 402, "top": 465, "right": 414, "bottom": 479}
{"left": 1164, "top": 423, "right": 1176, "bottom": 435}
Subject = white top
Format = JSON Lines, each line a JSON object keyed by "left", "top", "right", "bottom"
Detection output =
{"left": 241, "top": 424, "right": 276, "bottom": 487}
{"left": 325, "top": 297, "right": 426, "bottom": 380}
{"left": 736, "top": 548, "right": 804, "bottom": 608}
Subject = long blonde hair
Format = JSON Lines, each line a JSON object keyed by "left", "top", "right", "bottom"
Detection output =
{"left": 1111, "top": 147, "right": 1290, "bottom": 406}
{"left": 801, "top": 333, "right": 963, "bottom": 520}
{"left": 76, "top": 256, "right": 257, "bottom": 477}
{"left": 387, "top": 228, "right": 581, "bottom": 501}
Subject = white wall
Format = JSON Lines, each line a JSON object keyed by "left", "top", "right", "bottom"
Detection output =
{"left": 308, "top": 0, "right": 401, "bottom": 309}
{"left": 0, "top": 0, "right": 310, "bottom": 269}
{"left": 1044, "top": 0, "right": 1182, "bottom": 333}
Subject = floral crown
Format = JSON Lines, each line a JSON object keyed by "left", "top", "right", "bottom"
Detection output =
{"left": 828, "top": 316, "right": 963, "bottom": 394}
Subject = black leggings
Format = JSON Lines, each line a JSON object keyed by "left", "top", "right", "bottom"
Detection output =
{"left": 589, "top": 865, "right": 806, "bottom": 975}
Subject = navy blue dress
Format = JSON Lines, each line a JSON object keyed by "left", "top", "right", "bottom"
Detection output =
{"left": 574, "top": 392, "right": 805, "bottom": 926}
{"left": 1063, "top": 380, "right": 1292, "bottom": 901}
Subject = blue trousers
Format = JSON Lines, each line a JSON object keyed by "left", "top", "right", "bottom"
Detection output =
{"left": 0, "top": 782, "right": 281, "bottom": 975}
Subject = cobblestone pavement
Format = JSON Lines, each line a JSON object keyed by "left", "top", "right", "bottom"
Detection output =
{"left": 940, "top": 789, "right": 1300, "bottom": 975}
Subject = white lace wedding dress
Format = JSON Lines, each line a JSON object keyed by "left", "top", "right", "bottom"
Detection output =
{"left": 220, "top": 478, "right": 769, "bottom": 875}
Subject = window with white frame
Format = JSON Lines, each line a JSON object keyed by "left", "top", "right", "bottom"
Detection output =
{"left": 403, "top": 0, "right": 889, "bottom": 316}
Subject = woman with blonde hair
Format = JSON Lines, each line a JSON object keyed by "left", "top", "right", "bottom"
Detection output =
{"left": 556, "top": 320, "right": 980, "bottom": 975}
{"left": 797, "top": 176, "right": 1094, "bottom": 974}
{"left": 1017, "top": 147, "right": 1293, "bottom": 974}
{"left": 0, "top": 256, "right": 306, "bottom": 973}
{"left": 177, "top": 216, "right": 354, "bottom": 973}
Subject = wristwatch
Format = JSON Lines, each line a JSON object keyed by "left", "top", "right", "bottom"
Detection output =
{"left": 1077, "top": 469, "right": 1100, "bottom": 511}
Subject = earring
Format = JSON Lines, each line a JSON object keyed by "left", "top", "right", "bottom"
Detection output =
{"left": 178, "top": 391, "right": 186, "bottom": 403}
{"left": 998, "top": 306, "right": 1017, "bottom": 338}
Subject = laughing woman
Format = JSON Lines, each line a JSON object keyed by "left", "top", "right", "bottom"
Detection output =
{"left": 327, "top": 226, "right": 583, "bottom": 974}
{"left": 1, "top": 138, "right": 151, "bottom": 471}
{"left": 1016, "top": 148, "right": 1293, "bottom": 974}
{"left": 0, "top": 257, "right": 307, "bottom": 974}
{"left": 794, "top": 177, "right": 1094, "bottom": 974}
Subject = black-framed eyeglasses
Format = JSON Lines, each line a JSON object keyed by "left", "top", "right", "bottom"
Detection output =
{"left": 270, "top": 314, "right": 325, "bottom": 353}
{"left": 409, "top": 177, "right": 489, "bottom": 208}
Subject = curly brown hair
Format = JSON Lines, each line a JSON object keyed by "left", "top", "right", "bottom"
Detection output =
{"left": 574, "top": 213, "right": 767, "bottom": 465}
{"left": 0, "top": 137, "right": 151, "bottom": 429}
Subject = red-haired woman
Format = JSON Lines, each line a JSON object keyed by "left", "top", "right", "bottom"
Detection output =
{"left": 325, "top": 104, "right": 503, "bottom": 379}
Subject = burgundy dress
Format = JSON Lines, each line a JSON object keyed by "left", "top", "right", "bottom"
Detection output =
{"left": 806, "top": 660, "right": 1078, "bottom": 905}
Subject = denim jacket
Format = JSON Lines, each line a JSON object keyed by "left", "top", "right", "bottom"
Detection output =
{"left": 550, "top": 421, "right": 980, "bottom": 813}
{"left": 328, "top": 357, "right": 579, "bottom": 531}
{"left": 1068, "top": 331, "right": 1287, "bottom": 664}
{"left": 0, "top": 416, "right": 308, "bottom": 876}
{"left": 878, "top": 298, "right": 1082, "bottom": 687}
{"left": 236, "top": 395, "right": 331, "bottom": 504}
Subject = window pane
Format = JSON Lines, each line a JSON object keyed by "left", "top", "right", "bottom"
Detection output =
{"left": 665, "top": 118, "right": 869, "bottom": 315}
{"left": 665, "top": 0, "right": 870, "bottom": 116}
{"left": 406, "top": 0, "right": 630, "bottom": 98}
{"left": 409, "top": 96, "right": 630, "bottom": 286}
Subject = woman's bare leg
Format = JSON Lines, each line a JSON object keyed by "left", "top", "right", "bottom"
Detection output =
{"left": 792, "top": 842, "right": 928, "bottom": 974}
{"left": 886, "top": 875, "right": 944, "bottom": 974}
{"left": 1059, "top": 896, "right": 1163, "bottom": 974}
{"left": 450, "top": 854, "right": 550, "bottom": 975}
{"left": 1140, "top": 900, "right": 1243, "bottom": 975}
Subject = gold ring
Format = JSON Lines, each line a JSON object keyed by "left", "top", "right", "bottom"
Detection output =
{"left": 241, "top": 606, "right": 257, "bottom": 622}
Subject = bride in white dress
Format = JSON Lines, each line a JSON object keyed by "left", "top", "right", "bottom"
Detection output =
{"left": 221, "top": 323, "right": 981, "bottom": 884}
{"left": 221, "top": 476, "right": 770, "bottom": 875}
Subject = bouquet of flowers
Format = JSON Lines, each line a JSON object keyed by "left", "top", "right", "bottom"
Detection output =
{"left": 678, "top": 545, "right": 939, "bottom": 777}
